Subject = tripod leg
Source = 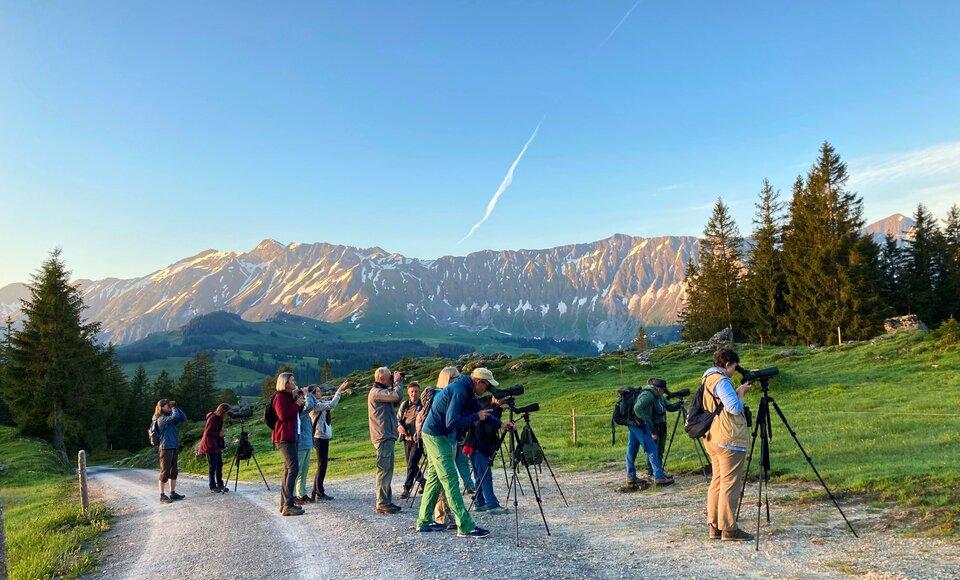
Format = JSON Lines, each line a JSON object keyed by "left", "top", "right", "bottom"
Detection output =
{"left": 768, "top": 398, "right": 859, "bottom": 538}
{"left": 663, "top": 410, "right": 681, "bottom": 469}
{"left": 523, "top": 462, "right": 551, "bottom": 536}
{"left": 508, "top": 463, "right": 521, "bottom": 547}
{"left": 225, "top": 449, "right": 237, "bottom": 492}
{"left": 250, "top": 451, "right": 271, "bottom": 491}
{"left": 538, "top": 453, "right": 569, "bottom": 507}
{"left": 736, "top": 399, "right": 766, "bottom": 520}
{"left": 755, "top": 463, "right": 764, "bottom": 551}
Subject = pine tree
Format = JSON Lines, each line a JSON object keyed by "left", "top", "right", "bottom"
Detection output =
{"left": 175, "top": 353, "right": 217, "bottom": 419}
{"left": 0, "top": 249, "right": 109, "bottom": 460}
{"left": 938, "top": 205, "right": 960, "bottom": 322}
{"left": 903, "top": 204, "right": 940, "bottom": 323}
{"left": 879, "top": 234, "right": 907, "bottom": 313}
{"left": 0, "top": 318, "right": 14, "bottom": 425}
{"left": 129, "top": 364, "right": 152, "bottom": 448}
{"left": 152, "top": 370, "right": 176, "bottom": 403}
{"left": 630, "top": 325, "right": 649, "bottom": 351}
{"left": 322, "top": 359, "right": 332, "bottom": 384}
{"left": 743, "top": 179, "right": 785, "bottom": 343}
{"left": 680, "top": 198, "right": 746, "bottom": 341}
{"left": 219, "top": 388, "right": 239, "bottom": 405}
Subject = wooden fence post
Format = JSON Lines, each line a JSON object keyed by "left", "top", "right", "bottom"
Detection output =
{"left": 837, "top": 326, "right": 843, "bottom": 346}
{"left": 571, "top": 409, "right": 578, "bottom": 446}
{"left": 78, "top": 450, "right": 89, "bottom": 517}
{"left": 1, "top": 493, "right": 7, "bottom": 580}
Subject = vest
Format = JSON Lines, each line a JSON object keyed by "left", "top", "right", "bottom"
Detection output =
{"left": 702, "top": 372, "right": 749, "bottom": 449}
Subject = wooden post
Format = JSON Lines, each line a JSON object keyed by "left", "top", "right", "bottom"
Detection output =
{"left": 837, "top": 326, "right": 842, "bottom": 346}
{"left": 759, "top": 334, "right": 764, "bottom": 351}
{"left": 78, "top": 450, "right": 89, "bottom": 517}
{"left": 0, "top": 494, "right": 7, "bottom": 580}
{"left": 571, "top": 409, "right": 578, "bottom": 446}
{"left": 619, "top": 356, "right": 623, "bottom": 378}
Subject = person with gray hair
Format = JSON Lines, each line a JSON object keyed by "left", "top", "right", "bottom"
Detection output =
{"left": 367, "top": 366, "right": 403, "bottom": 514}
{"left": 272, "top": 371, "right": 306, "bottom": 516}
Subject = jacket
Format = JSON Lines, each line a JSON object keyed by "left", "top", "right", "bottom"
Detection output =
{"left": 368, "top": 382, "right": 401, "bottom": 445}
{"left": 272, "top": 391, "right": 301, "bottom": 444}
{"left": 197, "top": 412, "right": 224, "bottom": 454}
{"left": 297, "top": 393, "right": 317, "bottom": 450}
{"left": 397, "top": 398, "right": 421, "bottom": 442}
{"left": 702, "top": 369, "right": 749, "bottom": 450}
{"left": 466, "top": 405, "right": 503, "bottom": 457}
{"left": 633, "top": 387, "right": 657, "bottom": 429}
{"left": 156, "top": 407, "right": 187, "bottom": 451}
{"left": 310, "top": 392, "right": 343, "bottom": 440}
{"left": 423, "top": 375, "right": 499, "bottom": 439}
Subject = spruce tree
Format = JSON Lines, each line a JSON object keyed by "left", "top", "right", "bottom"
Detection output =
{"left": 680, "top": 198, "right": 746, "bottom": 341}
{"left": 0, "top": 318, "right": 14, "bottom": 425}
{"left": 129, "top": 364, "right": 152, "bottom": 447}
{"left": 152, "top": 370, "right": 176, "bottom": 403}
{"left": 938, "top": 205, "right": 960, "bottom": 322}
{"left": 322, "top": 359, "right": 332, "bottom": 384}
{"left": 743, "top": 179, "right": 785, "bottom": 343}
{"left": 1, "top": 249, "right": 108, "bottom": 460}
{"left": 903, "top": 204, "right": 940, "bottom": 323}
{"left": 879, "top": 233, "right": 907, "bottom": 313}
{"left": 630, "top": 325, "right": 649, "bottom": 351}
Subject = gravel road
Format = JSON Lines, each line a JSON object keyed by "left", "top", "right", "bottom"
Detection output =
{"left": 85, "top": 465, "right": 959, "bottom": 579}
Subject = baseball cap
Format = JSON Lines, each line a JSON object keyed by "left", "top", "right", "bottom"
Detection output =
{"left": 470, "top": 367, "right": 499, "bottom": 387}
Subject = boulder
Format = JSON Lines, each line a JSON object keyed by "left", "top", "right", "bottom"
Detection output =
{"left": 708, "top": 327, "right": 734, "bottom": 346}
{"left": 884, "top": 315, "right": 928, "bottom": 334}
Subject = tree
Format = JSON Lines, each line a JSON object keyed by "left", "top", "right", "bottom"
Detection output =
{"left": 128, "top": 364, "right": 152, "bottom": 448}
{"left": 218, "top": 388, "right": 239, "bottom": 405}
{"left": 175, "top": 352, "right": 217, "bottom": 419}
{"left": 1, "top": 249, "right": 111, "bottom": 460}
{"left": 938, "top": 205, "right": 960, "bottom": 322}
{"left": 680, "top": 198, "right": 747, "bottom": 341}
{"left": 630, "top": 325, "right": 649, "bottom": 351}
{"left": 152, "top": 370, "right": 176, "bottom": 402}
{"left": 879, "top": 233, "right": 907, "bottom": 313}
{"left": 743, "top": 179, "right": 786, "bottom": 343}
{"left": 322, "top": 359, "right": 332, "bottom": 384}
{"left": 903, "top": 204, "right": 940, "bottom": 323}
{"left": 0, "top": 318, "right": 14, "bottom": 425}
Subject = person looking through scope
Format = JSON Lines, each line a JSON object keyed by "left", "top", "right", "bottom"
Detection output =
{"left": 627, "top": 382, "right": 674, "bottom": 486}
{"left": 645, "top": 378, "right": 684, "bottom": 478}
{"left": 464, "top": 391, "right": 512, "bottom": 515}
{"left": 153, "top": 398, "right": 187, "bottom": 504}
{"left": 701, "top": 348, "right": 754, "bottom": 541}
{"left": 198, "top": 403, "right": 230, "bottom": 493}
{"left": 416, "top": 367, "right": 514, "bottom": 538}
{"left": 368, "top": 366, "right": 404, "bottom": 514}
{"left": 397, "top": 381, "right": 425, "bottom": 500}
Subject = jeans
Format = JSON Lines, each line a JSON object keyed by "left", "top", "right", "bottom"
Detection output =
{"left": 417, "top": 434, "right": 476, "bottom": 534}
{"left": 296, "top": 447, "right": 312, "bottom": 497}
{"left": 626, "top": 424, "right": 665, "bottom": 480}
{"left": 375, "top": 439, "right": 396, "bottom": 507}
{"left": 471, "top": 450, "right": 500, "bottom": 509}
{"left": 403, "top": 439, "right": 424, "bottom": 492}
{"left": 207, "top": 452, "right": 223, "bottom": 488}
{"left": 646, "top": 422, "right": 668, "bottom": 476}
{"left": 276, "top": 442, "right": 299, "bottom": 510}
{"left": 312, "top": 438, "right": 330, "bottom": 497}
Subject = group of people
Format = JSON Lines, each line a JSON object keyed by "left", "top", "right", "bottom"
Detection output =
{"left": 152, "top": 346, "right": 755, "bottom": 542}
{"left": 622, "top": 347, "right": 755, "bottom": 542}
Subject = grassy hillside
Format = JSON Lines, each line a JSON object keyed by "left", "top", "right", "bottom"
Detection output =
{"left": 123, "top": 329, "right": 960, "bottom": 536}
{"left": 0, "top": 427, "right": 112, "bottom": 579}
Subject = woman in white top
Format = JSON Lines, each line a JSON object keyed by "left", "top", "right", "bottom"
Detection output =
{"left": 309, "top": 379, "right": 349, "bottom": 500}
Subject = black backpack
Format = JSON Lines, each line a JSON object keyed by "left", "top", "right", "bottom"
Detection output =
{"left": 515, "top": 424, "right": 545, "bottom": 467}
{"left": 611, "top": 387, "right": 642, "bottom": 444}
{"left": 264, "top": 394, "right": 279, "bottom": 430}
{"left": 684, "top": 373, "right": 724, "bottom": 439}
{"left": 236, "top": 435, "right": 254, "bottom": 460}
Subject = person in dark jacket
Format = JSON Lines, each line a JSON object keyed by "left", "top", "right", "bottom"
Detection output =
{"left": 273, "top": 372, "right": 305, "bottom": 516}
{"left": 153, "top": 399, "right": 187, "bottom": 504}
{"left": 397, "top": 381, "right": 425, "bottom": 500}
{"left": 198, "top": 403, "right": 230, "bottom": 492}
{"left": 466, "top": 396, "right": 510, "bottom": 514}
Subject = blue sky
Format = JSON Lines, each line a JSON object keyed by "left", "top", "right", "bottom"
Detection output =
{"left": 2, "top": 1, "right": 959, "bottom": 286}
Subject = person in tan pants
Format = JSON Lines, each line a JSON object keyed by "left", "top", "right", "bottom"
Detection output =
{"left": 701, "top": 348, "right": 754, "bottom": 542}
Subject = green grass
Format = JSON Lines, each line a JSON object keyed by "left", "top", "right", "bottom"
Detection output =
{"left": 0, "top": 427, "right": 112, "bottom": 579}
{"left": 127, "top": 331, "right": 960, "bottom": 536}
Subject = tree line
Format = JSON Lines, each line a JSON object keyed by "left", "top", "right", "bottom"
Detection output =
{"left": 681, "top": 141, "right": 960, "bottom": 345}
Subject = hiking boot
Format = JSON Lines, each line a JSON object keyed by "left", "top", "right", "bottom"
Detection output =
{"left": 709, "top": 524, "right": 721, "bottom": 540}
{"left": 217, "top": 485, "right": 229, "bottom": 494}
{"left": 210, "top": 487, "right": 219, "bottom": 493}
{"left": 474, "top": 505, "right": 488, "bottom": 512}
{"left": 159, "top": 493, "right": 172, "bottom": 504}
{"left": 299, "top": 495, "right": 314, "bottom": 504}
{"left": 653, "top": 478, "right": 674, "bottom": 486}
{"left": 169, "top": 492, "right": 185, "bottom": 500}
{"left": 375, "top": 504, "right": 401, "bottom": 514}
{"left": 399, "top": 489, "right": 411, "bottom": 500}
{"left": 487, "top": 507, "right": 510, "bottom": 515}
{"left": 721, "top": 528, "right": 754, "bottom": 542}
{"left": 316, "top": 493, "right": 333, "bottom": 501}
{"left": 282, "top": 506, "right": 305, "bottom": 516}
{"left": 417, "top": 522, "right": 446, "bottom": 533}
{"left": 457, "top": 527, "right": 491, "bottom": 538}
{"left": 387, "top": 503, "right": 403, "bottom": 510}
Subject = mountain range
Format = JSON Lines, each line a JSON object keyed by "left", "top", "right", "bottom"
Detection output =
{"left": 0, "top": 214, "right": 915, "bottom": 346}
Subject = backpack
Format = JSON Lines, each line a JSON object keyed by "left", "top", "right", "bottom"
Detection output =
{"left": 236, "top": 434, "right": 254, "bottom": 460}
{"left": 264, "top": 394, "right": 279, "bottom": 430}
{"left": 415, "top": 387, "right": 439, "bottom": 441}
{"left": 147, "top": 418, "right": 163, "bottom": 449}
{"left": 684, "top": 373, "right": 724, "bottom": 439}
{"left": 515, "top": 424, "right": 545, "bottom": 467}
{"left": 611, "top": 386, "right": 643, "bottom": 444}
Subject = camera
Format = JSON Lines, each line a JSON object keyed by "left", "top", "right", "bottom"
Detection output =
{"left": 397, "top": 371, "right": 407, "bottom": 378}
{"left": 665, "top": 388, "right": 690, "bottom": 400}
{"left": 736, "top": 365, "right": 780, "bottom": 383}
{"left": 512, "top": 402, "right": 540, "bottom": 414}
{"left": 228, "top": 406, "right": 253, "bottom": 420}
{"left": 490, "top": 384, "right": 525, "bottom": 399}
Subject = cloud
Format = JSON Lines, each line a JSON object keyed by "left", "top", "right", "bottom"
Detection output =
{"left": 850, "top": 141, "right": 960, "bottom": 185}
{"left": 599, "top": 0, "right": 642, "bottom": 49}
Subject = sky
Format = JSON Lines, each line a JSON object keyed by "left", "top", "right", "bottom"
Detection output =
{"left": 2, "top": 1, "right": 959, "bottom": 287}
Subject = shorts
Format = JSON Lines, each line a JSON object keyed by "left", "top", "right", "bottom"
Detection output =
{"left": 159, "top": 448, "right": 179, "bottom": 482}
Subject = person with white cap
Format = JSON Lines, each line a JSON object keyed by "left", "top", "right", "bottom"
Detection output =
{"left": 415, "top": 367, "right": 514, "bottom": 538}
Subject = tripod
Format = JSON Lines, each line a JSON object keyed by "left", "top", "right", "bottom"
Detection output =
{"left": 223, "top": 419, "right": 270, "bottom": 492}
{"left": 663, "top": 404, "right": 711, "bottom": 478}
{"left": 735, "top": 377, "right": 857, "bottom": 550}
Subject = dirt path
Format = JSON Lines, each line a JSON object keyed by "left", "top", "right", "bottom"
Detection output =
{"left": 85, "top": 466, "right": 959, "bottom": 579}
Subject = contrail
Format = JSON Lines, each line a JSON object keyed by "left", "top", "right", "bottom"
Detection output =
{"left": 599, "top": 0, "right": 642, "bottom": 49}
{"left": 459, "top": 118, "right": 544, "bottom": 244}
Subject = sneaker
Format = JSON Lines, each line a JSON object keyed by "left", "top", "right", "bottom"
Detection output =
{"left": 217, "top": 486, "right": 229, "bottom": 494}
{"left": 709, "top": 524, "right": 721, "bottom": 540}
{"left": 387, "top": 503, "right": 403, "bottom": 510}
{"left": 653, "top": 478, "right": 674, "bottom": 486}
{"left": 316, "top": 493, "right": 333, "bottom": 501}
{"left": 457, "top": 527, "right": 491, "bottom": 538}
{"left": 474, "top": 505, "right": 488, "bottom": 512}
{"left": 169, "top": 492, "right": 185, "bottom": 500}
{"left": 282, "top": 506, "right": 305, "bottom": 516}
{"left": 417, "top": 522, "right": 446, "bottom": 533}
{"left": 159, "top": 494, "right": 172, "bottom": 504}
{"left": 299, "top": 495, "right": 315, "bottom": 504}
{"left": 487, "top": 507, "right": 510, "bottom": 515}
{"left": 626, "top": 477, "right": 642, "bottom": 486}
{"left": 446, "top": 522, "right": 458, "bottom": 530}
{"left": 399, "top": 489, "right": 410, "bottom": 500}
{"left": 210, "top": 487, "right": 219, "bottom": 493}
{"left": 375, "top": 504, "right": 401, "bottom": 514}
{"left": 721, "top": 528, "right": 754, "bottom": 542}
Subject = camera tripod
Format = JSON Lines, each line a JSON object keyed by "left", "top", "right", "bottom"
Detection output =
{"left": 735, "top": 377, "right": 857, "bottom": 549}
{"left": 223, "top": 419, "right": 270, "bottom": 492}
{"left": 663, "top": 403, "right": 711, "bottom": 478}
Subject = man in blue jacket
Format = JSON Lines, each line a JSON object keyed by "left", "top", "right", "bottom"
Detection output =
{"left": 415, "top": 368, "right": 513, "bottom": 538}
{"left": 154, "top": 399, "right": 187, "bottom": 504}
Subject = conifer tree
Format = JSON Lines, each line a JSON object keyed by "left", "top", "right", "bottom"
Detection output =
{"left": 0, "top": 318, "right": 13, "bottom": 425}
{"left": 680, "top": 198, "right": 746, "bottom": 341}
{"left": 903, "top": 204, "right": 940, "bottom": 323}
{"left": 129, "top": 364, "right": 152, "bottom": 447}
{"left": 879, "top": 233, "right": 907, "bottom": 313}
{"left": 152, "top": 370, "right": 176, "bottom": 403}
{"left": 322, "top": 359, "right": 332, "bottom": 384}
{"left": 0, "top": 249, "right": 109, "bottom": 460}
{"left": 743, "top": 179, "right": 785, "bottom": 343}
{"left": 938, "top": 205, "right": 960, "bottom": 322}
{"left": 630, "top": 325, "right": 649, "bottom": 351}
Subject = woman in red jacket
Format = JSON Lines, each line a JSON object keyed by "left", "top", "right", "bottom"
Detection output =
{"left": 273, "top": 372, "right": 305, "bottom": 516}
{"left": 199, "top": 403, "right": 230, "bottom": 492}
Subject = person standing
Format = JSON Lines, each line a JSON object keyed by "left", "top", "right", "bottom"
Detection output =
{"left": 436, "top": 368, "right": 476, "bottom": 495}
{"left": 416, "top": 368, "right": 513, "bottom": 538}
{"left": 368, "top": 366, "right": 403, "bottom": 514}
{"left": 645, "top": 378, "right": 684, "bottom": 478}
{"left": 294, "top": 385, "right": 317, "bottom": 504}
{"left": 628, "top": 382, "right": 674, "bottom": 486}
{"left": 198, "top": 403, "right": 230, "bottom": 493}
{"left": 466, "top": 395, "right": 510, "bottom": 514}
{"left": 154, "top": 399, "right": 187, "bottom": 504}
{"left": 397, "top": 381, "right": 425, "bottom": 500}
{"left": 702, "top": 348, "right": 754, "bottom": 541}
{"left": 310, "top": 380, "right": 349, "bottom": 501}
{"left": 273, "top": 372, "right": 305, "bottom": 516}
